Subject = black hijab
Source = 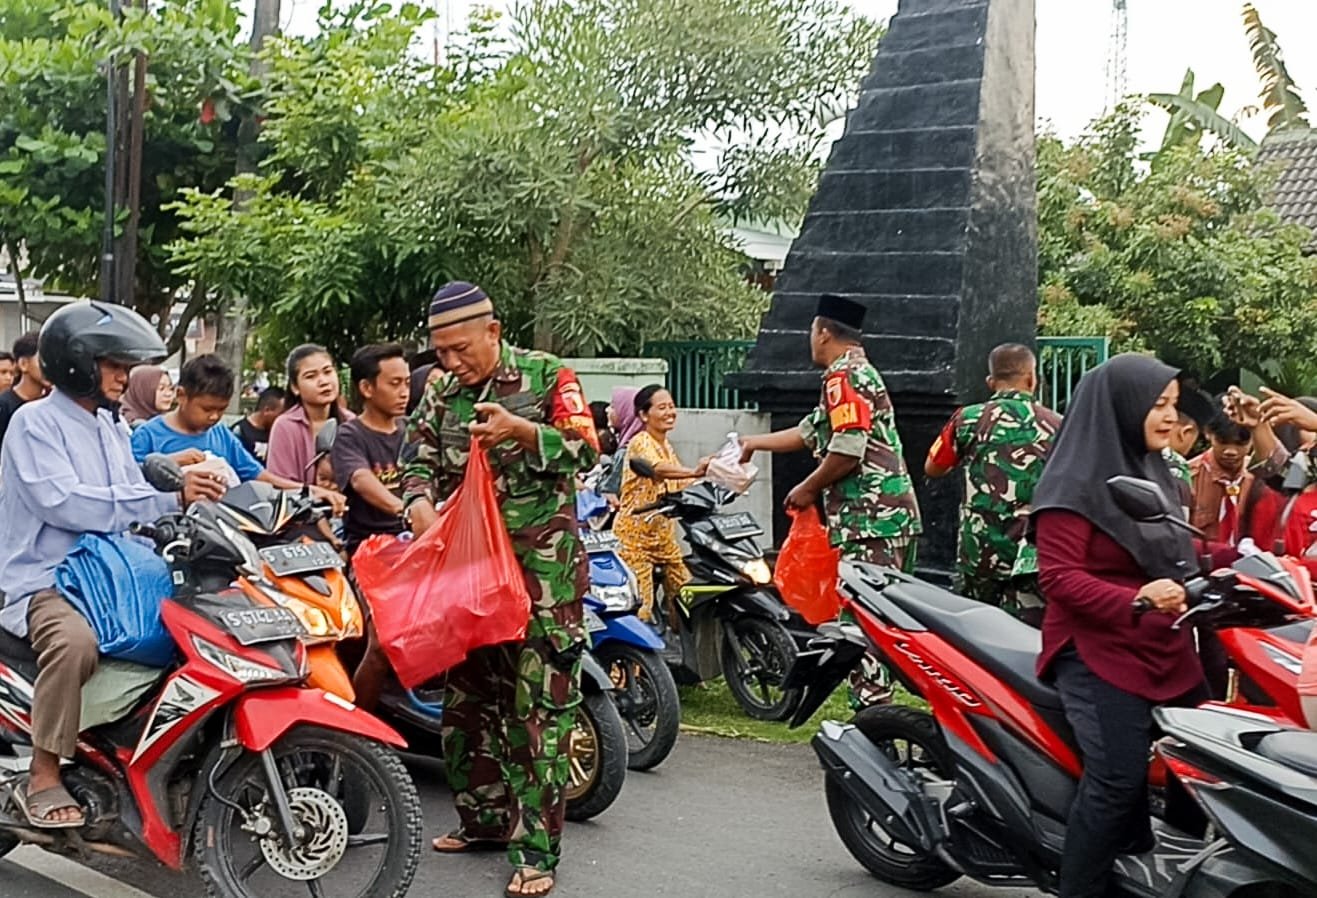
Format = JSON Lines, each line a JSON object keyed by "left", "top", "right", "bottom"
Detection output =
{"left": 1032, "top": 353, "right": 1197, "bottom": 580}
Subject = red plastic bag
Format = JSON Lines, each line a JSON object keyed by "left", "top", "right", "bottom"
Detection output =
{"left": 353, "top": 440, "right": 531, "bottom": 688}
{"left": 773, "top": 507, "right": 842, "bottom": 625}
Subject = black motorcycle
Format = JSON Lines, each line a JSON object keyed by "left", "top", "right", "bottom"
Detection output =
{"left": 628, "top": 459, "right": 813, "bottom": 721}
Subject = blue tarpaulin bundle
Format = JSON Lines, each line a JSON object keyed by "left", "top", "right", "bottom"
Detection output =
{"left": 55, "top": 534, "right": 176, "bottom": 668}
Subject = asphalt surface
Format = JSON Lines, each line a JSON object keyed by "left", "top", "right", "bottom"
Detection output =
{"left": 2, "top": 734, "right": 1042, "bottom": 898}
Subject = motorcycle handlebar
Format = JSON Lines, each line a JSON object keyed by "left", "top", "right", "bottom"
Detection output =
{"left": 1131, "top": 574, "right": 1215, "bottom": 616}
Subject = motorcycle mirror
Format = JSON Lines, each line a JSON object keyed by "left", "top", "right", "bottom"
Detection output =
{"left": 303, "top": 419, "right": 340, "bottom": 480}
{"left": 1282, "top": 451, "right": 1310, "bottom": 493}
{"left": 314, "top": 418, "right": 339, "bottom": 455}
{"left": 629, "top": 457, "right": 658, "bottom": 479}
{"left": 1106, "top": 475, "right": 1173, "bottom": 523}
{"left": 142, "top": 453, "right": 186, "bottom": 492}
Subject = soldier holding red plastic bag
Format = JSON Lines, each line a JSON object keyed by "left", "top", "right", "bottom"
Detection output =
{"left": 400, "top": 282, "right": 597, "bottom": 898}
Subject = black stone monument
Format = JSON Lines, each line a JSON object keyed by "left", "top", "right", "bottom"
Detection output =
{"left": 730, "top": 0, "right": 1038, "bottom": 579}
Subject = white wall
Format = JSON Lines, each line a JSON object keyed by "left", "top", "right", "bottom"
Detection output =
{"left": 667, "top": 408, "right": 775, "bottom": 547}
{"left": 563, "top": 357, "right": 668, "bottom": 405}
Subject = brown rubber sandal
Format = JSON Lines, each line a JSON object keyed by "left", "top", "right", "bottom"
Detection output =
{"left": 15, "top": 782, "right": 85, "bottom": 830}
{"left": 431, "top": 830, "right": 508, "bottom": 853}
{"left": 506, "top": 867, "right": 555, "bottom": 897}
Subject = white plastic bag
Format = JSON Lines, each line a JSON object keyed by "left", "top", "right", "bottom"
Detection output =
{"left": 704, "top": 432, "right": 758, "bottom": 495}
{"left": 183, "top": 452, "right": 240, "bottom": 488}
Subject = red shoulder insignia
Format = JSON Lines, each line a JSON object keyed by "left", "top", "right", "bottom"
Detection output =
{"left": 550, "top": 368, "right": 599, "bottom": 450}
{"left": 825, "top": 372, "right": 871, "bottom": 433}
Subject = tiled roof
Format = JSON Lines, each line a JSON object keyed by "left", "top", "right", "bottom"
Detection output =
{"left": 1258, "top": 130, "right": 1317, "bottom": 241}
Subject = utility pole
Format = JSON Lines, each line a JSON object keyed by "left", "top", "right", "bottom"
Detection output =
{"left": 100, "top": 0, "right": 123, "bottom": 304}
{"left": 215, "top": 0, "right": 280, "bottom": 407}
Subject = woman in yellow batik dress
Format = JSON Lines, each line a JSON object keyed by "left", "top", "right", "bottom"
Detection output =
{"left": 615, "top": 385, "right": 709, "bottom": 622}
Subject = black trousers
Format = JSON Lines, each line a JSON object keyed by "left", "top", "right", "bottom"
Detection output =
{"left": 1052, "top": 652, "right": 1207, "bottom": 898}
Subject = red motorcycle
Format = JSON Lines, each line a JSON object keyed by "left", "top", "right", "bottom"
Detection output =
{"left": 0, "top": 485, "right": 422, "bottom": 898}
{"left": 783, "top": 475, "right": 1317, "bottom": 897}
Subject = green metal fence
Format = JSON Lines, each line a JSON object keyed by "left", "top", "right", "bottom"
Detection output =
{"left": 645, "top": 340, "right": 757, "bottom": 410}
{"left": 646, "top": 335, "right": 1110, "bottom": 412}
{"left": 1037, "top": 336, "right": 1110, "bottom": 412}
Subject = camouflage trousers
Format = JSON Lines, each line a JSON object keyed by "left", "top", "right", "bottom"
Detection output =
{"left": 442, "top": 639, "right": 583, "bottom": 871}
{"left": 836, "top": 537, "right": 918, "bottom": 710}
{"left": 959, "top": 574, "right": 1045, "bottom": 628}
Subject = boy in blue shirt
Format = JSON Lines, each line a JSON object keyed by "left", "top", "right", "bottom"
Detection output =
{"left": 132, "top": 355, "right": 345, "bottom": 508}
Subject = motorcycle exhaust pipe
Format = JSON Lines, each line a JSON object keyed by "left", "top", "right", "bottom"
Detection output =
{"left": 812, "top": 720, "right": 944, "bottom": 853}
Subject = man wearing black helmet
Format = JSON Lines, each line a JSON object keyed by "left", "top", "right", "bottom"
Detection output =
{"left": 0, "top": 301, "right": 225, "bottom": 829}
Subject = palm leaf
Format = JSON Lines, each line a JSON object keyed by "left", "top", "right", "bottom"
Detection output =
{"left": 1242, "top": 3, "right": 1310, "bottom": 134}
{"left": 1147, "top": 92, "right": 1259, "bottom": 153}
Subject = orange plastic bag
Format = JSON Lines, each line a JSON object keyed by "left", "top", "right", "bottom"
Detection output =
{"left": 353, "top": 440, "right": 531, "bottom": 688}
{"left": 773, "top": 507, "right": 842, "bottom": 625}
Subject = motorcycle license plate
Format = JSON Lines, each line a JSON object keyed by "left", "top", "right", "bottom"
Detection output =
{"left": 710, "top": 513, "right": 763, "bottom": 540}
{"left": 219, "top": 606, "right": 307, "bottom": 646}
{"left": 584, "top": 609, "right": 608, "bottom": 633}
{"left": 259, "top": 541, "right": 343, "bottom": 576}
{"left": 580, "top": 530, "right": 621, "bottom": 553}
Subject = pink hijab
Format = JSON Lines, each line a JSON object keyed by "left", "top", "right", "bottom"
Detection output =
{"left": 611, "top": 386, "right": 644, "bottom": 448}
{"left": 122, "top": 365, "right": 167, "bottom": 425}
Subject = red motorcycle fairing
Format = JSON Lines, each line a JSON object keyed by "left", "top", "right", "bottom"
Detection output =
{"left": 1217, "top": 623, "right": 1309, "bottom": 726}
{"left": 850, "top": 590, "right": 1083, "bottom": 779}
{"left": 114, "top": 597, "right": 307, "bottom": 868}
{"left": 232, "top": 687, "right": 407, "bottom": 752}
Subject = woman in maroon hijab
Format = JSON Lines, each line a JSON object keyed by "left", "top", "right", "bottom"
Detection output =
{"left": 1032, "top": 353, "right": 1217, "bottom": 898}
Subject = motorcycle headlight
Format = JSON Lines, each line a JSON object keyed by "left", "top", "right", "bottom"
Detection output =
{"left": 193, "top": 636, "right": 296, "bottom": 684}
{"left": 593, "top": 585, "right": 637, "bottom": 612}
{"left": 737, "top": 558, "right": 773, "bottom": 585}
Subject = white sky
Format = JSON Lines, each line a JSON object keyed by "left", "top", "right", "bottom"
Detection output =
{"left": 252, "top": 0, "right": 1317, "bottom": 144}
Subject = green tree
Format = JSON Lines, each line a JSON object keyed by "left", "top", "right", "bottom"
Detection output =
{"left": 170, "top": 0, "right": 881, "bottom": 361}
{"left": 0, "top": 0, "right": 250, "bottom": 346}
{"left": 1037, "top": 106, "right": 1317, "bottom": 384}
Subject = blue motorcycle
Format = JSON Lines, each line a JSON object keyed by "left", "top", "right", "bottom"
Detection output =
{"left": 580, "top": 526, "right": 682, "bottom": 772}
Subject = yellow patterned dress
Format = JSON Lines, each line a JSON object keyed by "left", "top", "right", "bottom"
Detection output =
{"left": 614, "top": 431, "right": 693, "bottom": 622}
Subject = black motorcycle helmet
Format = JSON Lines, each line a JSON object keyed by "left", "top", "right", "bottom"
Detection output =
{"left": 39, "top": 301, "right": 168, "bottom": 400}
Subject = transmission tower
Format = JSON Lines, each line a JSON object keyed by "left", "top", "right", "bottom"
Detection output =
{"left": 1105, "top": 0, "right": 1129, "bottom": 110}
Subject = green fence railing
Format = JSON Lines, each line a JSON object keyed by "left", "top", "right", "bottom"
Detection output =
{"left": 1036, "top": 336, "right": 1110, "bottom": 412}
{"left": 646, "top": 335, "right": 1110, "bottom": 412}
{"left": 645, "top": 340, "right": 757, "bottom": 410}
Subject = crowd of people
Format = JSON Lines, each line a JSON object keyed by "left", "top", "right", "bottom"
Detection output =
{"left": 1, "top": 282, "right": 1317, "bottom": 898}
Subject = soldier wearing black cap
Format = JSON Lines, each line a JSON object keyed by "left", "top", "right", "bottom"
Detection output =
{"left": 740, "top": 295, "right": 922, "bottom": 703}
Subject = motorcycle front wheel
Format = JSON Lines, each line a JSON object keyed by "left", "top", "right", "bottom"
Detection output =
{"left": 720, "top": 617, "right": 802, "bottom": 721}
{"left": 564, "top": 692, "right": 628, "bottom": 821}
{"left": 193, "top": 727, "right": 421, "bottom": 898}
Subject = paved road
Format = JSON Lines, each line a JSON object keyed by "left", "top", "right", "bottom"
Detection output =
{"left": 2, "top": 734, "right": 1041, "bottom": 898}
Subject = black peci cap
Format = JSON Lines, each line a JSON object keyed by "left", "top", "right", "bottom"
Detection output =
{"left": 816, "top": 294, "right": 866, "bottom": 331}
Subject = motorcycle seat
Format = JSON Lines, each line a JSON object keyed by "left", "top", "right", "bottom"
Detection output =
{"left": 881, "top": 580, "right": 1064, "bottom": 711}
{"left": 1255, "top": 730, "right": 1317, "bottom": 778}
{"left": 0, "top": 627, "right": 38, "bottom": 680}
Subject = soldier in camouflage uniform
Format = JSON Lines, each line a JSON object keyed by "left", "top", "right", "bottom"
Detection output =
{"left": 925, "top": 344, "right": 1060, "bottom": 625}
{"left": 741, "top": 294, "right": 920, "bottom": 706}
{"left": 400, "top": 282, "right": 597, "bottom": 898}
{"left": 1163, "top": 383, "right": 1213, "bottom": 515}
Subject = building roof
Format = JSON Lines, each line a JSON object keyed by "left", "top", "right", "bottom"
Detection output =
{"left": 1257, "top": 129, "right": 1317, "bottom": 240}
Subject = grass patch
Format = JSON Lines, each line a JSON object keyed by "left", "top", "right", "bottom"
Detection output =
{"left": 678, "top": 679, "right": 926, "bottom": 744}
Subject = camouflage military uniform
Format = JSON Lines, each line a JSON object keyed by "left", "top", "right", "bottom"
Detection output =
{"left": 401, "top": 342, "right": 597, "bottom": 873}
{"left": 799, "top": 347, "right": 921, "bottom": 707}
{"left": 927, "top": 390, "right": 1059, "bottom": 622}
{"left": 1163, "top": 446, "right": 1193, "bottom": 514}
{"left": 799, "top": 347, "right": 922, "bottom": 567}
